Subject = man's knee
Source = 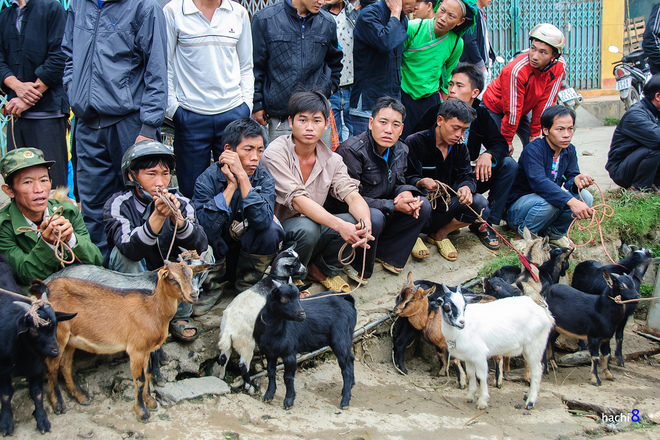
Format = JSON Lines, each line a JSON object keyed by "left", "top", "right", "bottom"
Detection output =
{"left": 370, "top": 209, "right": 386, "bottom": 237}
{"left": 579, "top": 189, "right": 593, "bottom": 207}
{"left": 497, "top": 156, "right": 519, "bottom": 180}
{"left": 284, "top": 218, "right": 322, "bottom": 250}
{"left": 243, "top": 222, "right": 286, "bottom": 255}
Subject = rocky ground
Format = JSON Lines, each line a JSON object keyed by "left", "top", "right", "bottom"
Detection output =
{"left": 6, "top": 107, "right": 660, "bottom": 439}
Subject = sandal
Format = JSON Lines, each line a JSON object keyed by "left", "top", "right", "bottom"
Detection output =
{"left": 312, "top": 274, "right": 350, "bottom": 293}
{"left": 293, "top": 279, "right": 311, "bottom": 298}
{"left": 343, "top": 265, "right": 369, "bottom": 285}
{"left": 426, "top": 236, "right": 458, "bottom": 261}
{"left": 410, "top": 237, "right": 430, "bottom": 259}
{"left": 375, "top": 258, "right": 402, "bottom": 274}
{"left": 169, "top": 318, "right": 199, "bottom": 342}
{"left": 475, "top": 224, "right": 500, "bottom": 250}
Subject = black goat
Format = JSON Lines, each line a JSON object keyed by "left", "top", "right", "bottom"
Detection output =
{"left": 254, "top": 284, "right": 357, "bottom": 409}
{"left": 544, "top": 271, "right": 639, "bottom": 385}
{"left": 0, "top": 257, "right": 76, "bottom": 435}
{"left": 571, "top": 246, "right": 659, "bottom": 366}
{"left": 484, "top": 276, "right": 522, "bottom": 298}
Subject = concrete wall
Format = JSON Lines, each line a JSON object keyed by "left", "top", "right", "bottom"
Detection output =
{"left": 601, "top": 0, "right": 626, "bottom": 89}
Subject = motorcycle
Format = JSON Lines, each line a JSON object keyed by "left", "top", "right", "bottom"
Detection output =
{"left": 608, "top": 45, "right": 652, "bottom": 110}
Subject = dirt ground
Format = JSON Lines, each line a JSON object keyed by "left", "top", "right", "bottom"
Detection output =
{"left": 6, "top": 111, "right": 660, "bottom": 439}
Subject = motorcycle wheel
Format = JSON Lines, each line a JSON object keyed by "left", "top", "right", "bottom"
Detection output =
{"left": 623, "top": 88, "right": 640, "bottom": 110}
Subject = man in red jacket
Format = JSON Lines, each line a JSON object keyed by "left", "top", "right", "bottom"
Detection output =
{"left": 481, "top": 23, "right": 565, "bottom": 154}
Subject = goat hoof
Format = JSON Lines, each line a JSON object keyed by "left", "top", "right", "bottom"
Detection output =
{"left": 464, "top": 398, "right": 474, "bottom": 403}
{"left": 476, "top": 403, "right": 488, "bottom": 410}
{"left": 526, "top": 402, "right": 535, "bottom": 410}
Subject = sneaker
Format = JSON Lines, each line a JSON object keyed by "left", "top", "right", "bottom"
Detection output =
{"left": 549, "top": 236, "right": 572, "bottom": 248}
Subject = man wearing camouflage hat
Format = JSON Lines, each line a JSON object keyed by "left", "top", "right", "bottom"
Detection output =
{"left": 0, "top": 147, "right": 102, "bottom": 289}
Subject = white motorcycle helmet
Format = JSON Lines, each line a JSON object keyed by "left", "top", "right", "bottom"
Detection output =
{"left": 529, "top": 23, "right": 565, "bottom": 56}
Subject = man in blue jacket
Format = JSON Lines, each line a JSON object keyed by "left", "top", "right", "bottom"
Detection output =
{"left": 251, "top": 0, "right": 343, "bottom": 143}
{"left": 0, "top": 0, "right": 69, "bottom": 188}
{"left": 350, "top": 0, "right": 418, "bottom": 136}
{"left": 193, "top": 118, "right": 285, "bottom": 293}
{"left": 507, "top": 105, "right": 594, "bottom": 247}
{"left": 63, "top": 0, "right": 168, "bottom": 261}
{"left": 606, "top": 75, "right": 660, "bottom": 193}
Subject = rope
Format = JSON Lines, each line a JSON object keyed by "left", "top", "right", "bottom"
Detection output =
{"left": 301, "top": 218, "right": 369, "bottom": 301}
{"left": 16, "top": 205, "right": 80, "bottom": 268}
{"left": 566, "top": 182, "right": 618, "bottom": 265}
{"left": 155, "top": 187, "right": 190, "bottom": 263}
{"left": 426, "top": 180, "right": 539, "bottom": 282}
{"left": 609, "top": 295, "right": 660, "bottom": 305}
{"left": 0, "top": 286, "right": 51, "bottom": 327}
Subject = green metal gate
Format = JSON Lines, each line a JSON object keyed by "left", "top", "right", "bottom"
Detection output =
{"left": 486, "top": 0, "right": 602, "bottom": 90}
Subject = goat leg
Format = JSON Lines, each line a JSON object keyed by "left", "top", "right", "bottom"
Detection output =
{"left": 142, "top": 354, "right": 158, "bottom": 410}
{"left": 493, "top": 356, "right": 503, "bottom": 389}
{"left": 614, "top": 322, "right": 626, "bottom": 367}
{"left": 588, "top": 338, "right": 602, "bottom": 386}
{"left": 60, "top": 346, "right": 90, "bottom": 404}
{"left": 464, "top": 362, "right": 477, "bottom": 403}
{"left": 149, "top": 351, "right": 165, "bottom": 387}
{"left": 129, "top": 353, "right": 151, "bottom": 421}
{"left": 27, "top": 365, "right": 50, "bottom": 434}
{"left": 600, "top": 342, "right": 614, "bottom": 381}
{"left": 0, "top": 371, "right": 15, "bottom": 436}
{"left": 336, "top": 347, "right": 355, "bottom": 409}
{"left": 452, "top": 357, "right": 467, "bottom": 389}
{"left": 474, "top": 359, "right": 490, "bottom": 410}
{"left": 282, "top": 354, "right": 297, "bottom": 410}
{"left": 45, "top": 357, "right": 66, "bottom": 415}
{"left": 262, "top": 356, "right": 278, "bottom": 403}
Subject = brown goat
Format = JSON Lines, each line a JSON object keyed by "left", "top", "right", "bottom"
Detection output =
{"left": 44, "top": 262, "right": 209, "bottom": 421}
{"left": 515, "top": 227, "right": 552, "bottom": 305}
{"left": 393, "top": 273, "right": 502, "bottom": 389}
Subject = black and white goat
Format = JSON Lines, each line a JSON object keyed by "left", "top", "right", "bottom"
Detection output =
{"left": 217, "top": 246, "right": 307, "bottom": 392}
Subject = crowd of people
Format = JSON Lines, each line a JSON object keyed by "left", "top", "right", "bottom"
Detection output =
{"left": 1, "top": 0, "right": 659, "bottom": 342}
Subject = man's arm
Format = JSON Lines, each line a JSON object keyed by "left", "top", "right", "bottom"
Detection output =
{"left": 237, "top": 7, "right": 254, "bottom": 112}
{"left": 135, "top": 4, "right": 168, "bottom": 140}
{"left": 325, "top": 19, "right": 343, "bottom": 95}
{"left": 164, "top": 5, "right": 180, "bottom": 119}
{"left": 61, "top": 4, "right": 74, "bottom": 91}
{"left": 33, "top": 2, "right": 67, "bottom": 92}
{"left": 251, "top": 14, "right": 268, "bottom": 120}
{"left": 614, "top": 105, "right": 660, "bottom": 149}
{"left": 354, "top": 3, "right": 408, "bottom": 54}
{"left": 498, "top": 60, "right": 525, "bottom": 145}
{"left": 460, "top": 22, "right": 485, "bottom": 68}
{"left": 643, "top": 3, "right": 660, "bottom": 70}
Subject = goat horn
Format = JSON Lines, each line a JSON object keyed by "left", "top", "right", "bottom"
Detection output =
{"left": 288, "top": 276, "right": 293, "bottom": 284}
{"left": 13, "top": 301, "right": 31, "bottom": 313}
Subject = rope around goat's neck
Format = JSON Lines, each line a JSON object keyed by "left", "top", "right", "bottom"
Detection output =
{"left": 301, "top": 219, "right": 369, "bottom": 301}
{"left": 15, "top": 205, "right": 79, "bottom": 268}
{"left": 0, "top": 286, "right": 51, "bottom": 327}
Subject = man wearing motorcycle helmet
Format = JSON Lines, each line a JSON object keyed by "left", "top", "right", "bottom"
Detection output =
{"left": 481, "top": 23, "right": 566, "bottom": 153}
{"left": 103, "top": 140, "right": 209, "bottom": 341}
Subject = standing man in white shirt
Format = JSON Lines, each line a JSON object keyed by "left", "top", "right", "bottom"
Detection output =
{"left": 164, "top": 0, "right": 254, "bottom": 198}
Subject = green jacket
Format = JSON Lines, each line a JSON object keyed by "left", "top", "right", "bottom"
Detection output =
{"left": 0, "top": 199, "right": 102, "bottom": 289}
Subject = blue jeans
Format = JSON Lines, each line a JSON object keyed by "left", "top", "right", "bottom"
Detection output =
{"left": 480, "top": 102, "right": 532, "bottom": 147}
{"left": 506, "top": 190, "right": 594, "bottom": 239}
{"left": 173, "top": 103, "right": 250, "bottom": 198}
{"left": 329, "top": 86, "right": 352, "bottom": 142}
{"left": 475, "top": 156, "right": 518, "bottom": 225}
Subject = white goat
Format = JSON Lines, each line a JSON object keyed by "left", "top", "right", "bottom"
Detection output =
{"left": 217, "top": 247, "right": 306, "bottom": 392}
{"left": 436, "top": 284, "right": 554, "bottom": 410}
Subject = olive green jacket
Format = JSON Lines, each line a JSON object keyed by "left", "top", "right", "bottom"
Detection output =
{"left": 0, "top": 199, "right": 102, "bottom": 289}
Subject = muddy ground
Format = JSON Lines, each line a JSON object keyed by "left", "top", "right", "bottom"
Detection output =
{"left": 6, "top": 112, "right": 660, "bottom": 439}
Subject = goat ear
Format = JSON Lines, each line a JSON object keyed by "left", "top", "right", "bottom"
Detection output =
{"left": 565, "top": 246, "right": 575, "bottom": 258}
{"left": 424, "top": 285, "right": 436, "bottom": 297}
{"left": 158, "top": 268, "right": 170, "bottom": 280}
{"left": 189, "top": 264, "right": 212, "bottom": 273}
{"left": 602, "top": 270, "right": 614, "bottom": 288}
{"left": 456, "top": 284, "right": 462, "bottom": 295}
{"left": 406, "top": 271, "right": 413, "bottom": 286}
{"left": 16, "top": 315, "right": 30, "bottom": 336}
{"left": 523, "top": 227, "right": 532, "bottom": 242}
{"left": 542, "top": 236, "right": 549, "bottom": 246}
{"left": 55, "top": 312, "right": 77, "bottom": 322}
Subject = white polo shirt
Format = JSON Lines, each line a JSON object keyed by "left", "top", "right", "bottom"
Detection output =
{"left": 164, "top": 0, "right": 254, "bottom": 117}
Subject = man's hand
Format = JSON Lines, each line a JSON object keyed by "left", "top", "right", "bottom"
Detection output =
{"left": 394, "top": 191, "right": 423, "bottom": 218}
{"left": 474, "top": 153, "right": 493, "bottom": 182}
{"left": 508, "top": 143, "right": 514, "bottom": 156}
{"left": 219, "top": 150, "right": 248, "bottom": 182}
{"left": 153, "top": 190, "right": 185, "bottom": 227}
{"left": 252, "top": 110, "right": 268, "bottom": 126}
{"left": 12, "top": 81, "right": 42, "bottom": 105}
{"left": 567, "top": 197, "right": 593, "bottom": 220}
{"left": 337, "top": 219, "right": 374, "bottom": 249}
{"left": 135, "top": 135, "right": 153, "bottom": 144}
{"left": 5, "top": 97, "right": 31, "bottom": 117}
{"left": 574, "top": 173, "right": 594, "bottom": 190}
{"left": 385, "top": 0, "right": 402, "bottom": 16}
{"left": 41, "top": 215, "right": 74, "bottom": 245}
{"left": 529, "top": 134, "right": 542, "bottom": 144}
{"left": 457, "top": 186, "right": 473, "bottom": 205}
{"left": 417, "top": 178, "right": 438, "bottom": 192}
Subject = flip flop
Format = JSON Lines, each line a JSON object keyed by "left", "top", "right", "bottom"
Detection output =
{"left": 375, "top": 258, "right": 402, "bottom": 274}
{"left": 426, "top": 237, "right": 458, "bottom": 261}
{"left": 343, "top": 265, "right": 369, "bottom": 285}
{"left": 475, "top": 224, "right": 500, "bottom": 250}
{"left": 169, "top": 318, "right": 199, "bottom": 342}
{"left": 410, "top": 237, "right": 430, "bottom": 259}
{"left": 313, "top": 275, "right": 350, "bottom": 293}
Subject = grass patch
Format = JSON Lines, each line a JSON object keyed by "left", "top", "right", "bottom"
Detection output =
{"left": 478, "top": 249, "right": 520, "bottom": 277}
{"left": 603, "top": 117, "right": 620, "bottom": 126}
{"left": 569, "top": 189, "right": 660, "bottom": 248}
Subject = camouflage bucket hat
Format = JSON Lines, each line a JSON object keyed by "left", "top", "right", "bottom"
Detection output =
{"left": 0, "top": 148, "right": 55, "bottom": 181}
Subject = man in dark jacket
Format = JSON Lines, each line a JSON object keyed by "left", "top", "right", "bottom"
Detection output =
{"left": 192, "top": 118, "right": 285, "bottom": 293}
{"left": 349, "top": 0, "right": 418, "bottom": 136}
{"left": 0, "top": 0, "right": 69, "bottom": 187}
{"left": 63, "top": 0, "right": 168, "bottom": 260}
{"left": 606, "top": 75, "right": 660, "bottom": 192}
{"left": 335, "top": 97, "right": 430, "bottom": 280}
{"left": 405, "top": 99, "right": 488, "bottom": 261}
{"left": 103, "top": 141, "right": 208, "bottom": 340}
{"left": 507, "top": 106, "right": 594, "bottom": 247}
{"left": 251, "top": 0, "right": 343, "bottom": 143}
{"left": 447, "top": 63, "right": 517, "bottom": 247}
{"left": 643, "top": 2, "right": 660, "bottom": 75}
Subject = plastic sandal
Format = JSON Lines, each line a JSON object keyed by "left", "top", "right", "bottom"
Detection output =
{"left": 375, "top": 258, "right": 402, "bottom": 274}
{"left": 316, "top": 275, "right": 350, "bottom": 293}
{"left": 410, "top": 237, "right": 430, "bottom": 259}
{"left": 343, "top": 265, "right": 369, "bottom": 285}
{"left": 426, "top": 237, "right": 458, "bottom": 261}
{"left": 169, "top": 318, "right": 199, "bottom": 342}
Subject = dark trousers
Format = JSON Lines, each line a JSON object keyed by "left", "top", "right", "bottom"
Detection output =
{"left": 475, "top": 156, "right": 518, "bottom": 225}
{"left": 8, "top": 116, "right": 68, "bottom": 187}
{"left": 351, "top": 115, "right": 369, "bottom": 137}
{"left": 74, "top": 112, "right": 146, "bottom": 260}
{"left": 480, "top": 101, "right": 532, "bottom": 147}
{"left": 173, "top": 103, "right": 250, "bottom": 198}
{"left": 401, "top": 90, "right": 442, "bottom": 138}
{"left": 352, "top": 200, "right": 432, "bottom": 277}
{"left": 609, "top": 147, "right": 660, "bottom": 190}
{"left": 282, "top": 213, "right": 356, "bottom": 277}
{"left": 425, "top": 192, "right": 490, "bottom": 234}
